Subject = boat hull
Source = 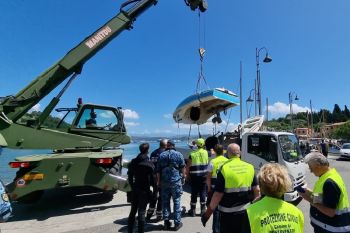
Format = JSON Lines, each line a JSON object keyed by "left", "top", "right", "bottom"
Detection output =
{"left": 173, "top": 88, "right": 239, "bottom": 125}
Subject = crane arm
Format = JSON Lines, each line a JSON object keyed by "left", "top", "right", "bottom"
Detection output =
{"left": 0, "top": 0, "right": 207, "bottom": 122}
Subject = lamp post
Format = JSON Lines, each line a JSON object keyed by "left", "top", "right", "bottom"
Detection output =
{"left": 289, "top": 91, "right": 299, "bottom": 132}
{"left": 246, "top": 88, "right": 255, "bottom": 118}
{"left": 256, "top": 47, "right": 272, "bottom": 116}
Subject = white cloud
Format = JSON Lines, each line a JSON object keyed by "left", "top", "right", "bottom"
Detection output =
{"left": 100, "top": 111, "right": 114, "bottom": 119}
{"left": 29, "top": 103, "right": 41, "bottom": 112}
{"left": 122, "top": 109, "right": 139, "bottom": 119}
{"left": 268, "top": 102, "right": 310, "bottom": 118}
{"left": 163, "top": 114, "right": 172, "bottom": 119}
{"left": 125, "top": 121, "right": 140, "bottom": 127}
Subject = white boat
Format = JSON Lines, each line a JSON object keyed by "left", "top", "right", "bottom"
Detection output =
{"left": 173, "top": 88, "right": 239, "bottom": 125}
{"left": 240, "top": 115, "right": 264, "bottom": 135}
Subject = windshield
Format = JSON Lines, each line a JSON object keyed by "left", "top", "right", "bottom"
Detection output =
{"left": 279, "top": 135, "right": 303, "bottom": 162}
{"left": 342, "top": 144, "right": 350, "bottom": 149}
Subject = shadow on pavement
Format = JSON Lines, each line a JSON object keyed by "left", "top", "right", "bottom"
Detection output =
{"left": 115, "top": 217, "right": 164, "bottom": 232}
{"left": 9, "top": 187, "right": 129, "bottom": 222}
{"left": 336, "top": 157, "right": 350, "bottom": 161}
{"left": 115, "top": 206, "right": 190, "bottom": 232}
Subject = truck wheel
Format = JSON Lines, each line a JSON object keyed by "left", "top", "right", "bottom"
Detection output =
{"left": 109, "top": 162, "right": 121, "bottom": 175}
{"left": 18, "top": 190, "right": 44, "bottom": 204}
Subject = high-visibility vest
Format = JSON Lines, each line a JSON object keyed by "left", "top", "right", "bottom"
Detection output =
{"left": 247, "top": 196, "right": 304, "bottom": 233}
{"left": 189, "top": 148, "right": 208, "bottom": 176}
{"left": 311, "top": 168, "right": 350, "bottom": 232}
{"left": 210, "top": 155, "right": 228, "bottom": 188}
{"left": 218, "top": 157, "right": 254, "bottom": 213}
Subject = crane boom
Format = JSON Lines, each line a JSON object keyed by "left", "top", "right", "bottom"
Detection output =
{"left": 0, "top": 0, "right": 207, "bottom": 122}
{"left": 0, "top": 0, "right": 158, "bottom": 122}
{"left": 0, "top": 0, "right": 207, "bottom": 149}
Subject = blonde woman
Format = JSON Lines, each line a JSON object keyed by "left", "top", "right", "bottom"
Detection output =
{"left": 243, "top": 163, "right": 304, "bottom": 233}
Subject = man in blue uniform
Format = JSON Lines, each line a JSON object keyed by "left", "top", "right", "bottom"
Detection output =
{"left": 146, "top": 139, "right": 167, "bottom": 221}
{"left": 157, "top": 140, "right": 186, "bottom": 231}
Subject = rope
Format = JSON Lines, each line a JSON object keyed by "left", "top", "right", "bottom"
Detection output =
{"left": 187, "top": 124, "right": 192, "bottom": 144}
{"left": 195, "top": 11, "right": 209, "bottom": 94}
{"left": 224, "top": 108, "right": 232, "bottom": 133}
{"left": 197, "top": 124, "right": 202, "bottom": 138}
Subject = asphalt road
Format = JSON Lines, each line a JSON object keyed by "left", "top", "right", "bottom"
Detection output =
{"left": 1, "top": 153, "right": 349, "bottom": 233}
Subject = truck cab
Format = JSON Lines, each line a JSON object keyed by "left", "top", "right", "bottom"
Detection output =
{"left": 241, "top": 131, "right": 306, "bottom": 204}
{"left": 56, "top": 103, "right": 129, "bottom": 145}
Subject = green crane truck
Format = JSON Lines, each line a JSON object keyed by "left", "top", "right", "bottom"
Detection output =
{"left": 0, "top": 0, "right": 207, "bottom": 203}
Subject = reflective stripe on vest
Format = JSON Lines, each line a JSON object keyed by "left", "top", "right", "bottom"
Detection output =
{"left": 225, "top": 186, "right": 252, "bottom": 193}
{"left": 310, "top": 216, "right": 350, "bottom": 232}
{"left": 336, "top": 207, "right": 350, "bottom": 215}
{"left": 247, "top": 196, "right": 304, "bottom": 233}
{"left": 218, "top": 157, "right": 255, "bottom": 212}
{"left": 189, "top": 148, "right": 208, "bottom": 176}
{"left": 218, "top": 203, "right": 250, "bottom": 213}
{"left": 312, "top": 168, "right": 350, "bottom": 231}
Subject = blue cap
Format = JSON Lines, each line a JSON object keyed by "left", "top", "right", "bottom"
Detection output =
{"left": 167, "top": 140, "right": 175, "bottom": 146}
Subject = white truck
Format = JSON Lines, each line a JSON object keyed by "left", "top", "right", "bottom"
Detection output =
{"left": 240, "top": 131, "right": 306, "bottom": 204}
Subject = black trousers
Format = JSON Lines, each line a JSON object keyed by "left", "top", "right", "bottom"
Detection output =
{"left": 128, "top": 190, "right": 149, "bottom": 233}
{"left": 220, "top": 211, "right": 247, "bottom": 233}
{"left": 190, "top": 175, "right": 207, "bottom": 206}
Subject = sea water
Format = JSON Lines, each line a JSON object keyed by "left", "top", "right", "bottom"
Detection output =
{"left": 0, "top": 141, "right": 187, "bottom": 184}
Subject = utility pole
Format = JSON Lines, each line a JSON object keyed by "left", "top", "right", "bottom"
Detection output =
{"left": 310, "top": 100, "right": 314, "bottom": 137}
{"left": 266, "top": 97, "right": 269, "bottom": 122}
{"left": 254, "top": 79, "right": 257, "bottom": 116}
{"left": 240, "top": 61, "right": 243, "bottom": 124}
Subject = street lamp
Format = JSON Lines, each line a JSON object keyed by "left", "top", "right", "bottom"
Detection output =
{"left": 289, "top": 91, "right": 299, "bottom": 132}
{"left": 256, "top": 47, "right": 272, "bottom": 116}
{"left": 246, "top": 88, "right": 255, "bottom": 118}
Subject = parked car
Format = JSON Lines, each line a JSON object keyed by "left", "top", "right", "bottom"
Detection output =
{"left": 328, "top": 143, "right": 340, "bottom": 155}
{"left": 339, "top": 143, "right": 350, "bottom": 159}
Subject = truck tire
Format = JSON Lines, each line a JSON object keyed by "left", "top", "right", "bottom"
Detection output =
{"left": 102, "top": 162, "right": 121, "bottom": 199}
{"left": 109, "top": 162, "right": 121, "bottom": 176}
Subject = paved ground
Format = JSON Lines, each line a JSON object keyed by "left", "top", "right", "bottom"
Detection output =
{"left": 1, "top": 153, "right": 349, "bottom": 233}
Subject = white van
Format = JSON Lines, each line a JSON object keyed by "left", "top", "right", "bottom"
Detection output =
{"left": 241, "top": 131, "right": 307, "bottom": 204}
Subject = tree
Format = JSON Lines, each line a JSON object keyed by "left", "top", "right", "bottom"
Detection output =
{"left": 332, "top": 104, "right": 346, "bottom": 122}
{"left": 319, "top": 109, "right": 333, "bottom": 123}
{"left": 332, "top": 121, "right": 350, "bottom": 140}
{"left": 343, "top": 105, "right": 350, "bottom": 119}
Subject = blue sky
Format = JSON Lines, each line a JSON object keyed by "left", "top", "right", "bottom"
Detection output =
{"left": 1, "top": 0, "right": 349, "bottom": 136}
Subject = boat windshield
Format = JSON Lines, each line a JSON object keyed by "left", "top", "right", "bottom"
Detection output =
{"left": 279, "top": 135, "right": 303, "bottom": 162}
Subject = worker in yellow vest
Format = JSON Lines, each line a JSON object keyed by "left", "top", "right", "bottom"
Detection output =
{"left": 186, "top": 138, "right": 209, "bottom": 216}
{"left": 201, "top": 143, "right": 260, "bottom": 233}
{"left": 244, "top": 163, "right": 304, "bottom": 233}
{"left": 298, "top": 152, "right": 350, "bottom": 233}
{"left": 206, "top": 144, "right": 228, "bottom": 233}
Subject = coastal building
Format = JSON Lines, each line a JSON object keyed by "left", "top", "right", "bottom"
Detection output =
{"left": 295, "top": 127, "right": 313, "bottom": 140}
{"left": 320, "top": 122, "right": 347, "bottom": 138}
